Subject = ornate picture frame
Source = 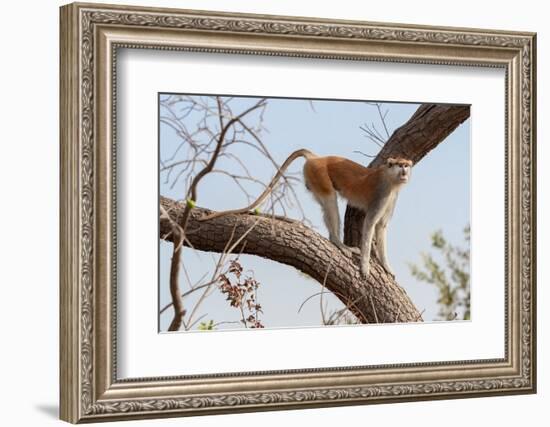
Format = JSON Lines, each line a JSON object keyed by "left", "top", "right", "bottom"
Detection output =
{"left": 60, "top": 2, "right": 536, "bottom": 423}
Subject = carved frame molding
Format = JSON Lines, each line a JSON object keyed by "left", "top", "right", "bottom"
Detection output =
{"left": 60, "top": 2, "right": 536, "bottom": 423}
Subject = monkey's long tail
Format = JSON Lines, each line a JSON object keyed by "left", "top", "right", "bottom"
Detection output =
{"left": 199, "top": 148, "right": 316, "bottom": 221}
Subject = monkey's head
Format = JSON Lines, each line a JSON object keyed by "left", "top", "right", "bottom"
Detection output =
{"left": 386, "top": 157, "right": 413, "bottom": 185}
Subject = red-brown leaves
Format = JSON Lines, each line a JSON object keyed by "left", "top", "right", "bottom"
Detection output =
{"left": 218, "top": 259, "right": 264, "bottom": 328}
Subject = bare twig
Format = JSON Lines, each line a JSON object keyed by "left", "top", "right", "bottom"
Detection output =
{"left": 187, "top": 99, "right": 267, "bottom": 202}
{"left": 160, "top": 97, "right": 267, "bottom": 331}
{"left": 353, "top": 150, "right": 376, "bottom": 159}
{"left": 159, "top": 275, "right": 217, "bottom": 315}
{"left": 319, "top": 259, "right": 333, "bottom": 325}
{"left": 359, "top": 102, "right": 392, "bottom": 151}
{"left": 369, "top": 295, "right": 379, "bottom": 324}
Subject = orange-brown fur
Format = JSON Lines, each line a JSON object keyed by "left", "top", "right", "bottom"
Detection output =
{"left": 304, "top": 156, "right": 381, "bottom": 207}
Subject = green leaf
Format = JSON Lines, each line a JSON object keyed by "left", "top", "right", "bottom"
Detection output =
{"left": 408, "top": 224, "right": 470, "bottom": 321}
{"left": 198, "top": 319, "right": 215, "bottom": 330}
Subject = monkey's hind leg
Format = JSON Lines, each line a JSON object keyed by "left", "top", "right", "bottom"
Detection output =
{"left": 316, "top": 192, "right": 349, "bottom": 254}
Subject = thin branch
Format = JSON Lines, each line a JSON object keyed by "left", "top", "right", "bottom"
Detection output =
{"left": 319, "top": 259, "right": 333, "bottom": 325}
{"left": 375, "top": 103, "right": 391, "bottom": 139}
{"left": 359, "top": 125, "right": 385, "bottom": 146}
{"left": 159, "top": 275, "right": 216, "bottom": 315}
{"left": 162, "top": 99, "right": 266, "bottom": 331}
{"left": 187, "top": 313, "right": 209, "bottom": 330}
{"left": 213, "top": 320, "right": 243, "bottom": 328}
{"left": 369, "top": 295, "right": 379, "bottom": 324}
{"left": 353, "top": 150, "right": 376, "bottom": 159}
{"left": 187, "top": 99, "right": 266, "bottom": 202}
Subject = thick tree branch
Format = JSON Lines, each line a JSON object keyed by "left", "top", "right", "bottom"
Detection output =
{"left": 344, "top": 104, "right": 471, "bottom": 247}
{"left": 160, "top": 197, "right": 422, "bottom": 324}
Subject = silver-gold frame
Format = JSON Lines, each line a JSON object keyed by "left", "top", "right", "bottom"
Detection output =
{"left": 60, "top": 2, "right": 537, "bottom": 423}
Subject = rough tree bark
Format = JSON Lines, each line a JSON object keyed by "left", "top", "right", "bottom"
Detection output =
{"left": 160, "top": 103, "right": 470, "bottom": 324}
{"left": 344, "top": 104, "right": 471, "bottom": 247}
{"left": 160, "top": 197, "right": 420, "bottom": 324}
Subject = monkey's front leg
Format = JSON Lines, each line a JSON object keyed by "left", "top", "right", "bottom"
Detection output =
{"left": 359, "top": 219, "right": 376, "bottom": 278}
{"left": 320, "top": 194, "right": 359, "bottom": 258}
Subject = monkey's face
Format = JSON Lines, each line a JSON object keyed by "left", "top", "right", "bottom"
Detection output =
{"left": 386, "top": 157, "right": 412, "bottom": 185}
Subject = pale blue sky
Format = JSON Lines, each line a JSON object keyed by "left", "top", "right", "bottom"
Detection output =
{"left": 159, "top": 95, "right": 470, "bottom": 331}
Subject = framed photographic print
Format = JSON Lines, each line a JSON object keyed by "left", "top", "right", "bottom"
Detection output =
{"left": 60, "top": 2, "right": 537, "bottom": 423}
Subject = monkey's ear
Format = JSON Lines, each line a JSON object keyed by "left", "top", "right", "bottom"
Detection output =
{"left": 387, "top": 157, "right": 396, "bottom": 166}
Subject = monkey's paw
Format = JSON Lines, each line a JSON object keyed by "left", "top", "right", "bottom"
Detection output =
{"left": 348, "top": 247, "right": 361, "bottom": 256}
{"left": 382, "top": 264, "right": 395, "bottom": 279}
{"left": 334, "top": 243, "right": 357, "bottom": 258}
{"left": 360, "top": 263, "right": 370, "bottom": 279}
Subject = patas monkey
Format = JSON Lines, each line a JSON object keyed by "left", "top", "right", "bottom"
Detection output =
{"left": 201, "top": 149, "right": 412, "bottom": 278}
